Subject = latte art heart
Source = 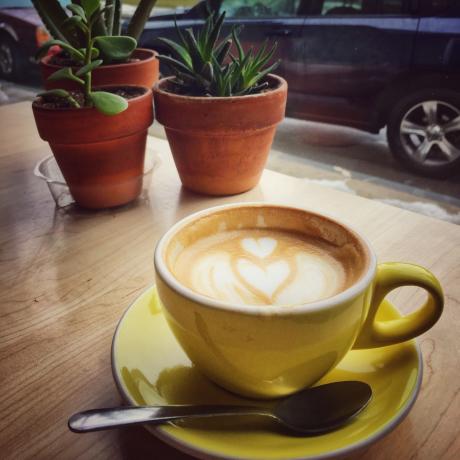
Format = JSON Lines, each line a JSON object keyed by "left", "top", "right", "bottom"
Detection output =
{"left": 241, "top": 238, "right": 277, "bottom": 258}
{"left": 169, "top": 229, "right": 354, "bottom": 306}
{"left": 236, "top": 259, "right": 290, "bottom": 300}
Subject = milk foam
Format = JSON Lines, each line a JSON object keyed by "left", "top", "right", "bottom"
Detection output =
{"left": 171, "top": 230, "right": 350, "bottom": 306}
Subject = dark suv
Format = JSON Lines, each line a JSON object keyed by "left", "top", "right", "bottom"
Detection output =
{"left": 140, "top": 0, "right": 460, "bottom": 177}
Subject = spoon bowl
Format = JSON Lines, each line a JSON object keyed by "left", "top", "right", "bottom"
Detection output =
{"left": 69, "top": 381, "right": 372, "bottom": 435}
{"left": 273, "top": 381, "right": 372, "bottom": 434}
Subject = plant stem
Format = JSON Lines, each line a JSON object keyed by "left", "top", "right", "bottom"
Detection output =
{"left": 84, "top": 27, "right": 92, "bottom": 106}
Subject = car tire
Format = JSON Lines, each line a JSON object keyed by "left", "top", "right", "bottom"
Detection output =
{"left": 387, "top": 89, "right": 460, "bottom": 178}
{"left": 0, "top": 35, "right": 25, "bottom": 81}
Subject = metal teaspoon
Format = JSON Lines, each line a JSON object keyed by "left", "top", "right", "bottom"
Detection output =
{"left": 68, "top": 381, "right": 372, "bottom": 435}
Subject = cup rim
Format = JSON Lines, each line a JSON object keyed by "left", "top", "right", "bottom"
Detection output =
{"left": 154, "top": 203, "right": 377, "bottom": 315}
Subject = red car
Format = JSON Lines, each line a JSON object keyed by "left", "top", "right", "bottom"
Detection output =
{"left": 0, "top": 0, "right": 57, "bottom": 80}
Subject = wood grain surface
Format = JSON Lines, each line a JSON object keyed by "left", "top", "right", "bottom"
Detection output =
{"left": 1, "top": 102, "right": 459, "bottom": 460}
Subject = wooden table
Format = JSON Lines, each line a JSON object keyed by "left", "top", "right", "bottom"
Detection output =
{"left": 1, "top": 102, "right": 459, "bottom": 460}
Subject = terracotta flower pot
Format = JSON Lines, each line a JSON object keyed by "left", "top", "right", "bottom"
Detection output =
{"left": 153, "top": 74, "right": 287, "bottom": 195}
{"left": 32, "top": 86, "right": 154, "bottom": 209}
{"left": 41, "top": 48, "right": 159, "bottom": 90}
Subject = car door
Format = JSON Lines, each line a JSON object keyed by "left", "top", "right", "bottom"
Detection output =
{"left": 413, "top": 0, "right": 460, "bottom": 71}
{"left": 291, "top": 0, "right": 419, "bottom": 131}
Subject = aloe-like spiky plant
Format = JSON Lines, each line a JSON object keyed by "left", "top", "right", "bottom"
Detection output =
{"left": 32, "top": 0, "right": 157, "bottom": 63}
{"left": 36, "top": 1, "right": 129, "bottom": 116}
{"left": 156, "top": 11, "right": 280, "bottom": 97}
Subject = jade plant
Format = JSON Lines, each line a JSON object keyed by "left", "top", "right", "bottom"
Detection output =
{"left": 156, "top": 10, "right": 279, "bottom": 97}
{"left": 36, "top": 0, "right": 130, "bottom": 115}
{"left": 32, "top": 0, "right": 157, "bottom": 63}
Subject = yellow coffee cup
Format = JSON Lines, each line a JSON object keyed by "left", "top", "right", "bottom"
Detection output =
{"left": 154, "top": 203, "right": 443, "bottom": 399}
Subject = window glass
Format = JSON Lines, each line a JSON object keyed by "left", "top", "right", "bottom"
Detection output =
{"left": 222, "top": 0, "right": 409, "bottom": 17}
{"left": 420, "top": 0, "right": 460, "bottom": 15}
{"left": 221, "top": 0, "right": 301, "bottom": 18}
{"left": 320, "top": 0, "right": 405, "bottom": 15}
{"left": 381, "top": 0, "right": 404, "bottom": 14}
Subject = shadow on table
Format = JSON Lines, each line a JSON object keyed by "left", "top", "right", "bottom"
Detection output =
{"left": 170, "top": 182, "right": 268, "bottom": 223}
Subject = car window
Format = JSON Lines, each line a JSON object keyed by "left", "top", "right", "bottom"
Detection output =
{"left": 380, "top": 0, "right": 405, "bottom": 14}
{"left": 0, "top": 0, "right": 34, "bottom": 6}
{"left": 419, "top": 0, "right": 460, "bottom": 16}
{"left": 320, "top": 0, "right": 407, "bottom": 15}
{"left": 221, "top": 0, "right": 302, "bottom": 18}
{"left": 321, "top": 0, "right": 364, "bottom": 15}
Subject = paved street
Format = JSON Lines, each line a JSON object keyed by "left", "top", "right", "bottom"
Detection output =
{"left": 2, "top": 78, "right": 459, "bottom": 223}
{"left": 269, "top": 119, "right": 460, "bottom": 223}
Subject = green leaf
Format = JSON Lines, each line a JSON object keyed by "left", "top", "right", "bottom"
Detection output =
{"left": 90, "top": 5, "right": 112, "bottom": 29}
{"left": 239, "top": 47, "right": 252, "bottom": 73}
{"left": 78, "top": 47, "right": 100, "bottom": 59}
{"left": 232, "top": 26, "right": 244, "bottom": 62}
{"left": 205, "top": 10, "right": 225, "bottom": 61}
{"left": 94, "top": 36, "right": 137, "bottom": 62}
{"left": 62, "top": 16, "right": 89, "bottom": 34}
{"left": 197, "top": 11, "right": 213, "bottom": 51}
{"left": 183, "top": 29, "right": 204, "bottom": 70}
{"left": 38, "top": 89, "right": 70, "bottom": 98}
{"left": 47, "top": 67, "right": 85, "bottom": 85}
{"left": 67, "top": 4, "right": 86, "bottom": 20}
{"left": 91, "top": 46, "right": 100, "bottom": 59}
{"left": 254, "top": 42, "right": 278, "bottom": 71}
{"left": 105, "top": 0, "right": 115, "bottom": 35}
{"left": 250, "top": 60, "right": 280, "bottom": 85}
{"left": 174, "top": 17, "right": 186, "bottom": 48}
{"left": 215, "top": 39, "right": 232, "bottom": 64}
{"left": 126, "top": 0, "right": 158, "bottom": 42}
{"left": 91, "top": 11, "right": 108, "bottom": 37}
{"left": 113, "top": 0, "right": 121, "bottom": 35}
{"left": 37, "top": 89, "right": 80, "bottom": 108}
{"left": 90, "top": 91, "right": 128, "bottom": 115}
{"left": 157, "top": 55, "right": 196, "bottom": 78}
{"left": 249, "top": 81, "right": 269, "bottom": 94}
{"left": 36, "top": 39, "right": 85, "bottom": 62}
{"left": 156, "top": 37, "right": 192, "bottom": 68}
{"left": 81, "top": 0, "right": 100, "bottom": 19}
{"left": 201, "top": 61, "right": 213, "bottom": 82}
{"left": 75, "top": 59, "right": 103, "bottom": 76}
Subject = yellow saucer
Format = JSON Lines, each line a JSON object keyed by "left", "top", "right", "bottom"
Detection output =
{"left": 111, "top": 286, "right": 422, "bottom": 460}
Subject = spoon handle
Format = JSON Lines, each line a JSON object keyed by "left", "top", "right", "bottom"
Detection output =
{"left": 68, "top": 405, "right": 269, "bottom": 432}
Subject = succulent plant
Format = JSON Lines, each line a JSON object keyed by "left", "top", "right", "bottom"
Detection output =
{"left": 32, "top": 0, "right": 157, "bottom": 63}
{"left": 156, "top": 10, "right": 280, "bottom": 97}
{"left": 36, "top": 0, "right": 129, "bottom": 115}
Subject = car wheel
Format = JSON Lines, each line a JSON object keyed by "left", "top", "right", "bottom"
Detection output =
{"left": 387, "top": 89, "right": 460, "bottom": 177}
{"left": 0, "top": 36, "right": 23, "bottom": 80}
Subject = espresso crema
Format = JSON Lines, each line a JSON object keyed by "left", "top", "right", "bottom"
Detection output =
{"left": 169, "top": 228, "right": 357, "bottom": 306}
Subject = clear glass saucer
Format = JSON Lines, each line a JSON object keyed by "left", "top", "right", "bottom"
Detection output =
{"left": 34, "top": 148, "right": 157, "bottom": 208}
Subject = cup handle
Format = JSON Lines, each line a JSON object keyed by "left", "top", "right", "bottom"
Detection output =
{"left": 353, "top": 262, "right": 443, "bottom": 349}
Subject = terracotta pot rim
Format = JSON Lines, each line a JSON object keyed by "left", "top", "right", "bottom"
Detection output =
{"left": 153, "top": 74, "right": 287, "bottom": 102}
{"left": 41, "top": 48, "right": 158, "bottom": 70}
{"left": 32, "top": 85, "right": 152, "bottom": 112}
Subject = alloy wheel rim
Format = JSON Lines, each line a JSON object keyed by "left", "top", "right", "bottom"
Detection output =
{"left": 399, "top": 100, "right": 460, "bottom": 166}
{"left": 0, "top": 43, "right": 13, "bottom": 75}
